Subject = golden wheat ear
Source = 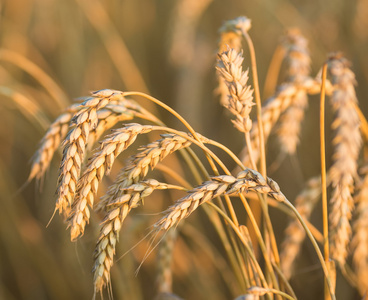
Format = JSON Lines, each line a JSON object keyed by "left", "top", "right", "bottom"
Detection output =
{"left": 155, "top": 228, "right": 177, "bottom": 296}
{"left": 327, "top": 54, "right": 362, "bottom": 267}
{"left": 28, "top": 103, "right": 81, "bottom": 184}
{"left": 275, "top": 29, "right": 311, "bottom": 157}
{"left": 216, "top": 17, "right": 251, "bottom": 106}
{"left": 217, "top": 48, "right": 254, "bottom": 133}
{"left": 155, "top": 170, "right": 284, "bottom": 231}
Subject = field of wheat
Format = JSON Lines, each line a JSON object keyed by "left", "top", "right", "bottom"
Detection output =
{"left": 1, "top": 1, "right": 368, "bottom": 299}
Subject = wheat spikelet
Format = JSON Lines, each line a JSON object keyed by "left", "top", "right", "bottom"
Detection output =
{"left": 217, "top": 48, "right": 254, "bottom": 133}
{"left": 327, "top": 54, "right": 362, "bottom": 266}
{"left": 275, "top": 29, "right": 311, "bottom": 155}
{"left": 87, "top": 103, "right": 135, "bottom": 149}
{"left": 28, "top": 103, "right": 81, "bottom": 183}
{"left": 280, "top": 176, "right": 321, "bottom": 279}
{"left": 217, "top": 17, "right": 251, "bottom": 106}
{"left": 351, "top": 164, "right": 368, "bottom": 295}
{"left": 56, "top": 89, "right": 126, "bottom": 214}
{"left": 93, "top": 179, "right": 169, "bottom": 293}
{"left": 155, "top": 169, "right": 285, "bottom": 231}
{"left": 68, "top": 124, "right": 153, "bottom": 241}
{"left": 97, "top": 133, "right": 193, "bottom": 211}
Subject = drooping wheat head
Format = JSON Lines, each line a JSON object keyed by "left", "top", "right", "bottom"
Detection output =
{"left": 28, "top": 103, "right": 81, "bottom": 183}
{"left": 155, "top": 169, "right": 285, "bottom": 231}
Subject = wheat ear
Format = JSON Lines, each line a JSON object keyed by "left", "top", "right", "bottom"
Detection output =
{"left": 156, "top": 228, "right": 177, "bottom": 295}
{"left": 280, "top": 176, "right": 321, "bottom": 279}
{"left": 351, "top": 164, "right": 368, "bottom": 295}
{"left": 155, "top": 169, "right": 284, "bottom": 231}
{"left": 28, "top": 103, "right": 81, "bottom": 183}
{"left": 217, "top": 17, "right": 251, "bottom": 106}
{"left": 93, "top": 180, "right": 171, "bottom": 293}
{"left": 327, "top": 54, "right": 362, "bottom": 266}
{"left": 56, "top": 89, "right": 126, "bottom": 214}
{"left": 217, "top": 48, "right": 254, "bottom": 133}
{"left": 275, "top": 29, "right": 310, "bottom": 155}
{"left": 68, "top": 124, "right": 153, "bottom": 241}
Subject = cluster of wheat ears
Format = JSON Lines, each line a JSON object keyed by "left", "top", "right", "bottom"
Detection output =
{"left": 27, "top": 16, "right": 368, "bottom": 299}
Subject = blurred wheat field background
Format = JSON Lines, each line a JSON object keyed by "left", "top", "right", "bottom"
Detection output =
{"left": 1, "top": 0, "right": 368, "bottom": 299}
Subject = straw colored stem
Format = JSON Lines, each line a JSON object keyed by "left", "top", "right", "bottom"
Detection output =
{"left": 242, "top": 30, "right": 266, "bottom": 178}
{"left": 319, "top": 63, "right": 329, "bottom": 263}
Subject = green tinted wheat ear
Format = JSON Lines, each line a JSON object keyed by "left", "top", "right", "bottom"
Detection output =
{"left": 280, "top": 176, "right": 321, "bottom": 279}
{"left": 93, "top": 180, "right": 171, "bottom": 293}
{"left": 276, "top": 29, "right": 310, "bottom": 155}
{"left": 155, "top": 170, "right": 285, "bottom": 231}
{"left": 68, "top": 124, "right": 153, "bottom": 241}
{"left": 351, "top": 164, "right": 368, "bottom": 295}
{"left": 328, "top": 55, "right": 362, "bottom": 266}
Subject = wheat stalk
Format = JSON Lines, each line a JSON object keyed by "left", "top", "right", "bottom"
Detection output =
{"left": 280, "top": 176, "right": 321, "bottom": 279}
{"left": 155, "top": 169, "right": 284, "bottom": 231}
{"left": 327, "top": 54, "right": 362, "bottom": 266}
